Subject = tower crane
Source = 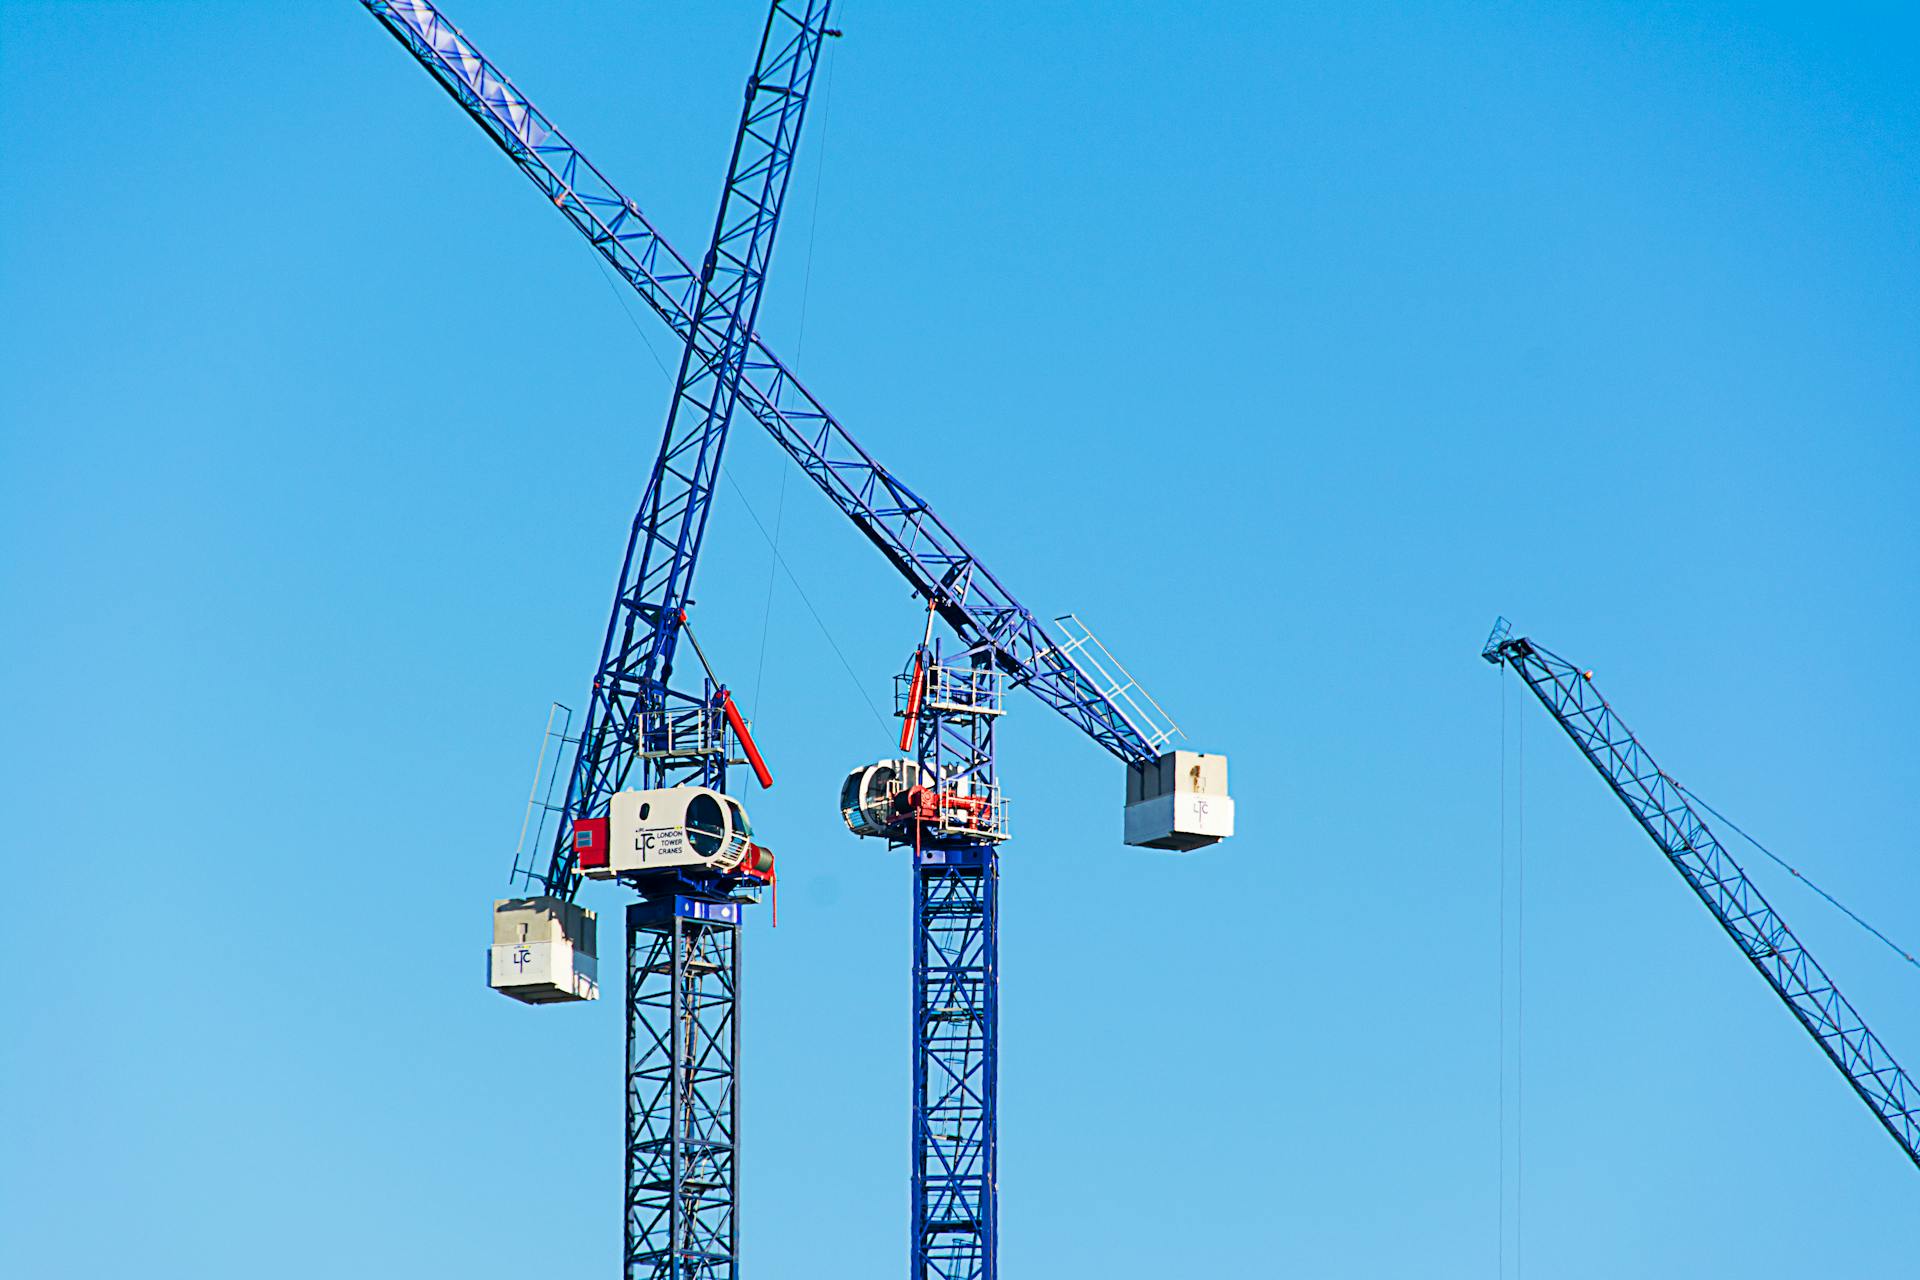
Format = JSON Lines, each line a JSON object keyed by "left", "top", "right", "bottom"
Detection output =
{"left": 839, "top": 619, "right": 1230, "bottom": 1280}
{"left": 367, "top": 2, "right": 834, "bottom": 1275}
{"left": 358, "top": 5, "right": 1236, "bottom": 1276}
{"left": 1483, "top": 619, "right": 1920, "bottom": 1172}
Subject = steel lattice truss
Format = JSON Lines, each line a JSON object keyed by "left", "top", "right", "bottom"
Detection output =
{"left": 1483, "top": 620, "right": 1920, "bottom": 1171}
{"left": 914, "top": 860, "right": 998, "bottom": 1280}
{"left": 360, "top": 6, "right": 1162, "bottom": 905}
{"left": 906, "top": 650, "right": 1002, "bottom": 1280}
{"left": 627, "top": 906, "right": 742, "bottom": 1279}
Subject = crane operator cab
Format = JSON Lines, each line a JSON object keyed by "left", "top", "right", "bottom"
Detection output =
{"left": 840, "top": 759, "right": 921, "bottom": 838}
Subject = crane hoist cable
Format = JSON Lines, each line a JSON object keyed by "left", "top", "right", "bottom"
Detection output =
{"left": 1672, "top": 780, "right": 1920, "bottom": 972}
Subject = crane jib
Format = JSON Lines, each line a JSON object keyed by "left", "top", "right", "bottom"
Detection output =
{"left": 1484, "top": 620, "right": 1920, "bottom": 1172}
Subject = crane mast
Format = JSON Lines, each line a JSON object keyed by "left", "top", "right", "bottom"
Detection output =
{"left": 1483, "top": 619, "right": 1920, "bottom": 1171}
{"left": 900, "top": 643, "right": 1007, "bottom": 1280}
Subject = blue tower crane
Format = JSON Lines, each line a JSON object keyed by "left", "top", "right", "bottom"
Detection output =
{"left": 367, "top": 3, "right": 834, "bottom": 1276}
{"left": 839, "top": 617, "right": 1232, "bottom": 1280}
{"left": 358, "top": 5, "right": 1236, "bottom": 1275}
{"left": 1483, "top": 619, "right": 1920, "bottom": 1172}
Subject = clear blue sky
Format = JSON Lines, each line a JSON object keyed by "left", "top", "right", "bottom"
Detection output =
{"left": 3, "top": 1, "right": 1917, "bottom": 1275}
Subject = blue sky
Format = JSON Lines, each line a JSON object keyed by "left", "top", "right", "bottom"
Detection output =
{"left": 3, "top": 1, "right": 1916, "bottom": 1275}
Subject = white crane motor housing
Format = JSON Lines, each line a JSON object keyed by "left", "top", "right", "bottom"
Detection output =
{"left": 1124, "top": 750, "right": 1234, "bottom": 851}
{"left": 577, "top": 785, "right": 769, "bottom": 879}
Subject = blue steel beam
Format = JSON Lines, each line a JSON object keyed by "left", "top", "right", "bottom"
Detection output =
{"left": 1483, "top": 619, "right": 1920, "bottom": 1172}
{"left": 358, "top": 8, "right": 1164, "bottom": 880}
{"left": 903, "top": 646, "right": 1003, "bottom": 1280}
{"left": 914, "top": 854, "right": 997, "bottom": 1280}
{"left": 627, "top": 898, "right": 744, "bottom": 1279}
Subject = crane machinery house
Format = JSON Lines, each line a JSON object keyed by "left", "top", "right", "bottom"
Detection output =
{"left": 573, "top": 785, "right": 775, "bottom": 880}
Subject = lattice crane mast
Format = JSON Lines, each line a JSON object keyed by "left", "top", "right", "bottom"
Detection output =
{"left": 1483, "top": 619, "right": 1920, "bottom": 1172}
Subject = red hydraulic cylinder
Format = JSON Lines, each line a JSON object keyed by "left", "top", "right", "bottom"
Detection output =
{"left": 721, "top": 689, "right": 774, "bottom": 789}
{"left": 899, "top": 651, "right": 926, "bottom": 752}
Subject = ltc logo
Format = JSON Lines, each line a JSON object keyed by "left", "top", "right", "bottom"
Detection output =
{"left": 1193, "top": 798, "right": 1211, "bottom": 820}
{"left": 512, "top": 946, "right": 532, "bottom": 973}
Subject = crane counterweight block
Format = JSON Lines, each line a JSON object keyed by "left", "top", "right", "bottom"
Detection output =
{"left": 1123, "top": 749, "right": 1234, "bottom": 851}
{"left": 488, "top": 896, "right": 598, "bottom": 1004}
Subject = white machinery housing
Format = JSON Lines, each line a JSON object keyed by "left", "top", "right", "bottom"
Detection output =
{"left": 580, "top": 785, "right": 768, "bottom": 879}
{"left": 840, "top": 759, "right": 921, "bottom": 838}
{"left": 1124, "top": 750, "right": 1234, "bottom": 851}
{"left": 489, "top": 896, "right": 598, "bottom": 1003}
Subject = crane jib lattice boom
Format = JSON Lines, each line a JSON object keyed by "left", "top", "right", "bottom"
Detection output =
{"left": 576, "top": 0, "right": 826, "bottom": 893}
{"left": 360, "top": 7, "right": 1163, "bottom": 889}
{"left": 1482, "top": 620, "right": 1920, "bottom": 1171}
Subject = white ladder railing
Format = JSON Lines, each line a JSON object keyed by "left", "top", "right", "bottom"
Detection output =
{"left": 1050, "top": 614, "right": 1183, "bottom": 754}
{"left": 509, "top": 701, "right": 577, "bottom": 891}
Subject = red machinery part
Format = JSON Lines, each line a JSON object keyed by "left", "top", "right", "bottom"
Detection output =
{"left": 573, "top": 817, "right": 610, "bottom": 871}
{"left": 898, "top": 650, "right": 926, "bottom": 752}
{"left": 739, "top": 843, "right": 777, "bottom": 926}
{"left": 738, "top": 843, "right": 775, "bottom": 880}
{"left": 721, "top": 690, "right": 775, "bottom": 789}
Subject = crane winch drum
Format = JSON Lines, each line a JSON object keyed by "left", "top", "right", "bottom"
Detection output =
{"left": 572, "top": 785, "right": 775, "bottom": 881}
